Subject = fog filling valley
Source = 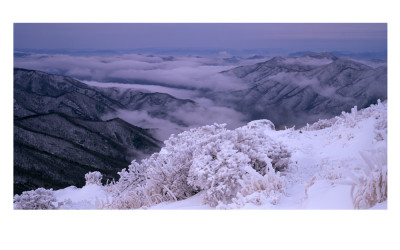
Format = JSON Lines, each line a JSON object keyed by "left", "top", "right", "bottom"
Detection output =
{"left": 14, "top": 52, "right": 267, "bottom": 140}
{"left": 14, "top": 51, "right": 387, "bottom": 141}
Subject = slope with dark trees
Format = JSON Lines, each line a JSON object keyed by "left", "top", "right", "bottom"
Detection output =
{"left": 14, "top": 68, "right": 195, "bottom": 194}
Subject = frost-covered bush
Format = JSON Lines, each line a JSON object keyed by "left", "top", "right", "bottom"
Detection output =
{"left": 372, "top": 104, "right": 387, "bottom": 142}
{"left": 85, "top": 171, "right": 103, "bottom": 185}
{"left": 304, "top": 118, "right": 337, "bottom": 131}
{"left": 185, "top": 121, "right": 290, "bottom": 207}
{"left": 188, "top": 140, "right": 250, "bottom": 206}
{"left": 235, "top": 120, "right": 291, "bottom": 173}
{"left": 144, "top": 152, "right": 195, "bottom": 202}
{"left": 100, "top": 185, "right": 151, "bottom": 209}
{"left": 102, "top": 161, "right": 151, "bottom": 209}
{"left": 14, "top": 188, "right": 57, "bottom": 210}
{"left": 334, "top": 100, "right": 386, "bottom": 129}
{"left": 105, "top": 120, "right": 292, "bottom": 209}
{"left": 232, "top": 164, "right": 286, "bottom": 208}
{"left": 143, "top": 123, "right": 229, "bottom": 203}
{"left": 304, "top": 100, "right": 387, "bottom": 133}
{"left": 113, "top": 161, "right": 146, "bottom": 192}
{"left": 338, "top": 106, "right": 359, "bottom": 128}
{"left": 350, "top": 149, "right": 387, "bottom": 209}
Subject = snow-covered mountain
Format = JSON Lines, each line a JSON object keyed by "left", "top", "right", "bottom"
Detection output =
{"left": 14, "top": 100, "right": 387, "bottom": 209}
{"left": 13, "top": 52, "right": 387, "bottom": 203}
{"left": 220, "top": 53, "right": 387, "bottom": 128}
{"left": 14, "top": 68, "right": 196, "bottom": 122}
{"left": 14, "top": 68, "right": 198, "bottom": 194}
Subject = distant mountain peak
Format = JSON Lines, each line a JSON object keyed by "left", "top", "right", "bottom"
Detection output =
{"left": 267, "top": 56, "right": 285, "bottom": 63}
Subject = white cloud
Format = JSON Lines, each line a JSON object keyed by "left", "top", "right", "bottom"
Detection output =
{"left": 101, "top": 96, "right": 247, "bottom": 141}
{"left": 14, "top": 52, "right": 257, "bottom": 140}
{"left": 14, "top": 53, "right": 249, "bottom": 91}
{"left": 102, "top": 110, "right": 184, "bottom": 141}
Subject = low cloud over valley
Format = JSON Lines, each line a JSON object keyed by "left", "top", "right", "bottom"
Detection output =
{"left": 14, "top": 52, "right": 257, "bottom": 140}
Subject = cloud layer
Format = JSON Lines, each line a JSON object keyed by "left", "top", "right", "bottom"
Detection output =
{"left": 103, "top": 101, "right": 247, "bottom": 141}
{"left": 14, "top": 52, "right": 256, "bottom": 140}
{"left": 14, "top": 52, "right": 265, "bottom": 92}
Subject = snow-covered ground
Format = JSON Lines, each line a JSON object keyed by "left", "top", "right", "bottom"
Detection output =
{"left": 35, "top": 101, "right": 387, "bottom": 210}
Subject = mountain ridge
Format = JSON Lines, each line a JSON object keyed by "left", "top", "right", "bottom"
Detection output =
{"left": 219, "top": 53, "right": 386, "bottom": 128}
{"left": 14, "top": 68, "right": 181, "bottom": 194}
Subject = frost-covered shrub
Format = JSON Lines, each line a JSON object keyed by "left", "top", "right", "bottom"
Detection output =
{"left": 14, "top": 188, "right": 57, "bottom": 210}
{"left": 304, "top": 100, "right": 387, "bottom": 133}
{"left": 144, "top": 123, "right": 229, "bottom": 203}
{"left": 304, "top": 118, "right": 336, "bottom": 131}
{"left": 104, "top": 185, "right": 152, "bottom": 209}
{"left": 334, "top": 100, "right": 387, "bottom": 129}
{"left": 245, "top": 119, "right": 275, "bottom": 131}
{"left": 105, "top": 120, "right": 292, "bottom": 209}
{"left": 107, "top": 124, "right": 229, "bottom": 208}
{"left": 233, "top": 164, "right": 286, "bottom": 208}
{"left": 85, "top": 171, "right": 103, "bottom": 185}
{"left": 102, "top": 161, "right": 151, "bottom": 209}
{"left": 373, "top": 104, "right": 387, "bottom": 142}
{"left": 235, "top": 120, "right": 291, "bottom": 173}
{"left": 113, "top": 161, "right": 146, "bottom": 192}
{"left": 144, "top": 152, "right": 195, "bottom": 202}
{"left": 108, "top": 133, "right": 202, "bottom": 209}
{"left": 188, "top": 140, "right": 250, "bottom": 206}
{"left": 185, "top": 121, "right": 290, "bottom": 207}
{"left": 307, "top": 158, "right": 346, "bottom": 182}
{"left": 350, "top": 149, "right": 387, "bottom": 209}
{"left": 374, "top": 118, "right": 387, "bottom": 142}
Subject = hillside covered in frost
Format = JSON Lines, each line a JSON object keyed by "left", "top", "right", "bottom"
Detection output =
{"left": 14, "top": 100, "right": 387, "bottom": 210}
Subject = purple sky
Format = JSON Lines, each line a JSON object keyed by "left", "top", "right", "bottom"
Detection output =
{"left": 14, "top": 23, "right": 387, "bottom": 53}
